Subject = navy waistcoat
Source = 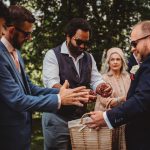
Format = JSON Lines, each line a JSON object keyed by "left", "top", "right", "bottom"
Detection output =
{"left": 53, "top": 45, "right": 92, "bottom": 120}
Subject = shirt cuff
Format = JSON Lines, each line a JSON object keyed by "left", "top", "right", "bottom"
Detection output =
{"left": 57, "top": 94, "right": 61, "bottom": 109}
{"left": 103, "top": 111, "right": 113, "bottom": 129}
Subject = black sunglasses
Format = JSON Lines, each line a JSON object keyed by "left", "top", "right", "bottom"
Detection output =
{"left": 2, "top": 24, "right": 7, "bottom": 30}
{"left": 131, "top": 34, "right": 150, "bottom": 48}
{"left": 74, "top": 38, "right": 91, "bottom": 47}
{"left": 15, "top": 27, "right": 32, "bottom": 38}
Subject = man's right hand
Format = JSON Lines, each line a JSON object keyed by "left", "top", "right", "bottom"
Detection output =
{"left": 59, "top": 80, "right": 96, "bottom": 107}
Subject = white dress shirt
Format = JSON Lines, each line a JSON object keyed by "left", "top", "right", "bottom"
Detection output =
{"left": 42, "top": 41, "right": 104, "bottom": 90}
{"left": 103, "top": 112, "right": 113, "bottom": 129}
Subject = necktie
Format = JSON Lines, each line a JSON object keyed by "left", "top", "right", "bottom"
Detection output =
{"left": 10, "top": 49, "right": 20, "bottom": 71}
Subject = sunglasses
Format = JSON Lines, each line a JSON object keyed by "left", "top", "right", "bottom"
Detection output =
{"left": 15, "top": 27, "right": 32, "bottom": 38}
{"left": 2, "top": 24, "right": 7, "bottom": 30}
{"left": 74, "top": 38, "right": 91, "bottom": 47}
{"left": 131, "top": 34, "right": 150, "bottom": 48}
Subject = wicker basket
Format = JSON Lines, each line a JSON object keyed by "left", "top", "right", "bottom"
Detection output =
{"left": 68, "top": 114, "right": 113, "bottom": 150}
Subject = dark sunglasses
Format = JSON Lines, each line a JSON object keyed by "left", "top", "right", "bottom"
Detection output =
{"left": 2, "top": 24, "right": 7, "bottom": 30}
{"left": 74, "top": 38, "right": 91, "bottom": 47}
{"left": 15, "top": 27, "right": 32, "bottom": 38}
{"left": 131, "top": 34, "right": 150, "bottom": 48}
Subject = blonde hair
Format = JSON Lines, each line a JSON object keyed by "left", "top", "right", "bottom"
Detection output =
{"left": 101, "top": 47, "right": 128, "bottom": 74}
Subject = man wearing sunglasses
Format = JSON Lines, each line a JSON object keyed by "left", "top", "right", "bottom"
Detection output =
{"left": 127, "top": 40, "right": 141, "bottom": 73}
{"left": 42, "top": 18, "right": 112, "bottom": 150}
{"left": 0, "top": 6, "right": 97, "bottom": 150}
{"left": 86, "top": 20, "right": 150, "bottom": 150}
{"left": 0, "top": 1, "right": 9, "bottom": 38}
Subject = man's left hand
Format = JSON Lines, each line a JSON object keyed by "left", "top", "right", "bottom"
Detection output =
{"left": 85, "top": 111, "right": 107, "bottom": 130}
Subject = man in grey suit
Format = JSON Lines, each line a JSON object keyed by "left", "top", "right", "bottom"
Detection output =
{"left": 86, "top": 20, "right": 150, "bottom": 150}
{"left": 0, "top": 5, "right": 95, "bottom": 150}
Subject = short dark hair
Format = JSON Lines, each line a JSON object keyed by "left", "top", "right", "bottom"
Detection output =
{"left": 0, "top": 1, "right": 9, "bottom": 21}
{"left": 64, "top": 18, "right": 92, "bottom": 38}
{"left": 6, "top": 5, "right": 35, "bottom": 27}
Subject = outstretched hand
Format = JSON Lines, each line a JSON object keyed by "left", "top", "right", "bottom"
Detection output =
{"left": 59, "top": 80, "right": 96, "bottom": 107}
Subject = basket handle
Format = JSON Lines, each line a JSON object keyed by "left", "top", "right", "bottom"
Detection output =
{"left": 105, "top": 99, "right": 113, "bottom": 109}
{"left": 80, "top": 113, "right": 91, "bottom": 124}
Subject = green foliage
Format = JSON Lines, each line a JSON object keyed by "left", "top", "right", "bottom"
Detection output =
{"left": 8, "top": 0, "right": 150, "bottom": 85}
{"left": 31, "top": 117, "right": 43, "bottom": 150}
{"left": 6, "top": 1, "right": 150, "bottom": 149}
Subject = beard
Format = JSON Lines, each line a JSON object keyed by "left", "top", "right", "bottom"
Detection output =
{"left": 137, "top": 45, "right": 148, "bottom": 62}
{"left": 68, "top": 41, "right": 87, "bottom": 57}
{"left": 12, "top": 33, "right": 22, "bottom": 49}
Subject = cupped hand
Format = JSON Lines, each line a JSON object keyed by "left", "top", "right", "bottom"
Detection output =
{"left": 96, "top": 83, "right": 112, "bottom": 97}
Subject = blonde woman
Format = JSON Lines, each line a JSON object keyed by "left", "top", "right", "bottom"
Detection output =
{"left": 95, "top": 47, "right": 131, "bottom": 150}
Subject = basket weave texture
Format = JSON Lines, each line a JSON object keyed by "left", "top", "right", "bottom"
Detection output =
{"left": 68, "top": 116, "right": 126, "bottom": 150}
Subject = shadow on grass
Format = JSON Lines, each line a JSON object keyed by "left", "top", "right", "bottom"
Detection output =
{"left": 31, "top": 118, "right": 43, "bottom": 150}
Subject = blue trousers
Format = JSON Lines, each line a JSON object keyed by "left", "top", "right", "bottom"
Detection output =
{"left": 42, "top": 113, "right": 71, "bottom": 150}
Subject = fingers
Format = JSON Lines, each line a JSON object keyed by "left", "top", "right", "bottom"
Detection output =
{"left": 88, "top": 111, "right": 95, "bottom": 116}
{"left": 97, "top": 83, "right": 112, "bottom": 97}
{"left": 85, "top": 120, "right": 98, "bottom": 129}
{"left": 86, "top": 123, "right": 101, "bottom": 130}
{"left": 73, "top": 97, "right": 89, "bottom": 104}
{"left": 72, "top": 101, "right": 84, "bottom": 107}
{"left": 72, "top": 92, "right": 97, "bottom": 103}
{"left": 103, "top": 84, "right": 111, "bottom": 92}
{"left": 72, "top": 86, "right": 86, "bottom": 92}
{"left": 80, "top": 89, "right": 90, "bottom": 92}
{"left": 101, "top": 90, "right": 112, "bottom": 97}
{"left": 87, "top": 95, "right": 97, "bottom": 102}
{"left": 72, "top": 91, "right": 89, "bottom": 97}
{"left": 95, "top": 126, "right": 100, "bottom": 130}
{"left": 62, "top": 80, "right": 69, "bottom": 89}
{"left": 87, "top": 123, "right": 98, "bottom": 129}
{"left": 83, "top": 95, "right": 97, "bottom": 102}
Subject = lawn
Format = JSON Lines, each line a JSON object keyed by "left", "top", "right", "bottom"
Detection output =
{"left": 31, "top": 116, "right": 43, "bottom": 150}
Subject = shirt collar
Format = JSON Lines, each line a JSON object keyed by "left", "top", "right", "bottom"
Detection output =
{"left": 1, "top": 36, "right": 15, "bottom": 53}
{"left": 133, "top": 53, "right": 140, "bottom": 65}
{"left": 61, "top": 41, "right": 84, "bottom": 59}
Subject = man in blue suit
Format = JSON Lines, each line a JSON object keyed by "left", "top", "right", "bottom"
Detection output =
{"left": 0, "top": 5, "right": 96, "bottom": 150}
{"left": 86, "top": 20, "right": 150, "bottom": 150}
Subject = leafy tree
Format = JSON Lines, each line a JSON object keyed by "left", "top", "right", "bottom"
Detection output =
{"left": 7, "top": 0, "right": 150, "bottom": 85}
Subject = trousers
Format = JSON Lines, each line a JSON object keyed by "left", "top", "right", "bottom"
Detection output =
{"left": 42, "top": 113, "right": 71, "bottom": 150}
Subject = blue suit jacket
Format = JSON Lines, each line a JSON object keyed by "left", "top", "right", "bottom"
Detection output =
{"left": 107, "top": 54, "right": 150, "bottom": 150}
{"left": 0, "top": 41, "right": 59, "bottom": 150}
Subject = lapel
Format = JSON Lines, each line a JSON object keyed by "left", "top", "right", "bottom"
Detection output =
{"left": 18, "top": 52, "right": 31, "bottom": 94}
{"left": 0, "top": 42, "right": 28, "bottom": 94}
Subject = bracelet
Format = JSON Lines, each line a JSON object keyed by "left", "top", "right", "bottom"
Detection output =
{"left": 116, "top": 97, "right": 120, "bottom": 104}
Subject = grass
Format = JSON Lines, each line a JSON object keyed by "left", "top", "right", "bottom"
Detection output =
{"left": 31, "top": 116, "right": 43, "bottom": 150}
